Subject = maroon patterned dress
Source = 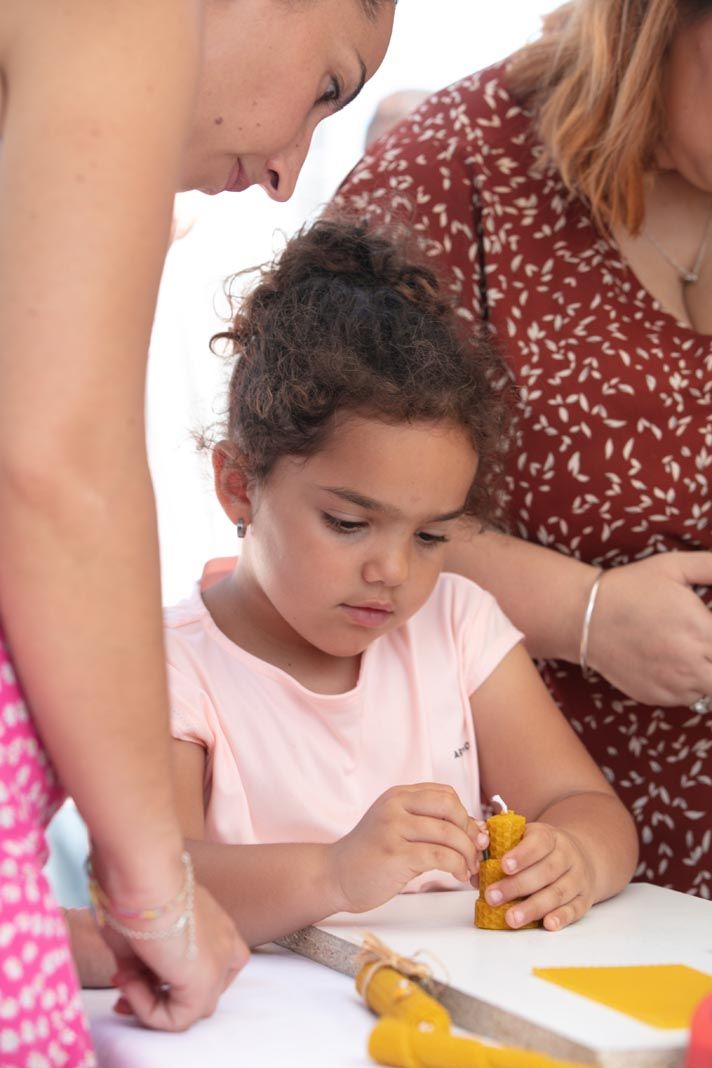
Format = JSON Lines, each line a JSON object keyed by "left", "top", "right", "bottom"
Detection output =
{"left": 336, "top": 62, "right": 712, "bottom": 896}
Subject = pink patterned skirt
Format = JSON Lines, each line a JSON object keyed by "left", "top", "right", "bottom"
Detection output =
{"left": 0, "top": 627, "right": 95, "bottom": 1067}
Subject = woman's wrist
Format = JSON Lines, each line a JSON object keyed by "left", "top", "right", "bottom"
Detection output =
{"left": 555, "top": 563, "right": 602, "bottom": 664}
{"left": 88, "top": 849, "right": 197, "bottom": 959}
{"left": 89, "top": 827, "right": 186, "bottom": 910}
{"left": 579, "top": 569, "right": 605, "bottom": 677}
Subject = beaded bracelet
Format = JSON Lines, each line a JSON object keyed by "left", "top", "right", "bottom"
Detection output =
{"left": 579, "top": 569, "right": 604, "bottom": 680}
{"left": 87, "top": 851, "right": 190, "bottom": 921}
{"left": 88, "top": 850, "right": 197, "bottom": 959}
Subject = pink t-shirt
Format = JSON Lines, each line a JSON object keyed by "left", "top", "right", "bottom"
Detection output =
{"left": 166, "top": 569, "right": 523, "bottom": 892}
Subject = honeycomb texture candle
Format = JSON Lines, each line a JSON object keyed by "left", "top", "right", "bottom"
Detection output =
{"left": 475, "top": 796, "right": 538, "bottom": 930}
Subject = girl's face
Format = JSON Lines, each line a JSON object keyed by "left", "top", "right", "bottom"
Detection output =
{"left": 232, "top": 413, "right": 479, "bottom": 660}
{"left": 657, "top": 12, "right": 712, "bottom": 189}
{"left": 182, "top": 0, "right": 394, "bottom": 199}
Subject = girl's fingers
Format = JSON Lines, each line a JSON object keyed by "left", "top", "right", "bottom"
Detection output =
{"left": 503, "top": 873, "right": 583, "bottom": 929}
{"left": 410, "top": 842, "right": 474, "bottom": 883}
{"left": 400, "top": 783, "right": 472, "bottom": 832}
{"left": 485, "top": 852, "right": 571, "bottom": 908}
{"left": 469, "top": 817, "right": 489, "bottom": 851}
{"left": 541, "top": 894, "right": 588, "bottom": 931}
{"left": 403, "top": 815, "right": 478, "bottom": 873}
{"left": 498, "top": 822, "right": 556, "bottom": 876}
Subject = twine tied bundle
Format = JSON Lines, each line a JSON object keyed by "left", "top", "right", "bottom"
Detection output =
{"left": 355, "top": 931, "right": 445, "bottom": 999}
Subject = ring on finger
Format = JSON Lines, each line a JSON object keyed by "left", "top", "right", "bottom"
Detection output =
{"left": 689, "top": 695, "right": 712, "bottom": 715}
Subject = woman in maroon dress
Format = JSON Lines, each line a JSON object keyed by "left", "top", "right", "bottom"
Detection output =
{"left": 335, "top": 0, "right": 712, "bottom": 895}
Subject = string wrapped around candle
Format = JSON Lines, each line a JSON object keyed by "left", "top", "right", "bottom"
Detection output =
{"left": 355, "top": 932, "right": 451, "bottom": 1032}
{"left": 475, "top": 795, "right": 538, "bottom": 930}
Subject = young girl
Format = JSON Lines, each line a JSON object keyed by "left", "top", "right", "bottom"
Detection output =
{"left": 163, "top": 218, "right": 639, "bottom": 947}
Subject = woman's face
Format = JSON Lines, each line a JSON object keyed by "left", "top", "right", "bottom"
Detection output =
{"left": 182, "top": 0, "right": 394, "bottom": 199}
{"left": 658, "top": 12, "right": 712, "bottom": 189}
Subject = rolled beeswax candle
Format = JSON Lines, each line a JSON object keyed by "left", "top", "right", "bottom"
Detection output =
{"left": 369, "top": 1017, "right": 589, "bottom": 1068}
{"left": 475, "top": 796, "right": 538, "bottom": 930}
{"left": 356, "top": 965, "right": 451, "bottom": 1032}
{"left": 475, "top": 859, "right": 538, "bottom": 930}
{"left": 487, "top": 810, "right": 526, "bottom": 858}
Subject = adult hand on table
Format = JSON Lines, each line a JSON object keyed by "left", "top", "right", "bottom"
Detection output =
{"left": 586, "top": 552, "right": 712, "bottom": 708}
{"left": 106, "top": 882, "right": 249, "bottom": 1031}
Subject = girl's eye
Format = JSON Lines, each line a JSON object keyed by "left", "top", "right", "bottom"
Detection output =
{"left": 417, "top": 531, "right": 449, "bottom": 547}
{"left": 322, "top": 513, "right": 365, "bottom": 534}
{"left": 317, "top": 77, "right": 342, "bottom": 110}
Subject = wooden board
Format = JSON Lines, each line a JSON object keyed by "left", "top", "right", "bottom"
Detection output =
{"left": 278, "top": 884, "right": 712, "bottom": 1068}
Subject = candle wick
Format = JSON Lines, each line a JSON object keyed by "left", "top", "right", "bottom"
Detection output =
{"left": 491, "top": 794, "right": 508, "bottom": 813}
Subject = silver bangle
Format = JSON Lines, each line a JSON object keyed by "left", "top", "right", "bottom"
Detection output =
{"left": 579, "top": 570, "right": 604, "bottom": 680}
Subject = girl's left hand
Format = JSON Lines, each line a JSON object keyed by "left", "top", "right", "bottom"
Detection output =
{"left": 472, "top": 822, "right": 596, "bottom": 931}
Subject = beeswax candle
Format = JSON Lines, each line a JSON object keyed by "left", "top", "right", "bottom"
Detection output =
{"left": 475, "top": 795, "right": 538, "bottom": 930}
{"left": 356, "top": 965, "right": 451, "bottom": 1033}
{"left": 369, "top": 1017, "right": 589, "bottom": 1068}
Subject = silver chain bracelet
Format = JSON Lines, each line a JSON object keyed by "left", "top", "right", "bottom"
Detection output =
{"left": 89, "top": 851, "right": 197, "bottom": 960}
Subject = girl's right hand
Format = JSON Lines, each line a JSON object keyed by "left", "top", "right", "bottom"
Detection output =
{"left": 104, "top": 881, "right": 249, "bottom": 1031}
{"left": 328, "top": 783, "right": 484, "bottom": 913}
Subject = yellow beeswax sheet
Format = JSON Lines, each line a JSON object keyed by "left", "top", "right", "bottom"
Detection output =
{"left": 532, "top": 964, "right": 712, "bottom": 1029}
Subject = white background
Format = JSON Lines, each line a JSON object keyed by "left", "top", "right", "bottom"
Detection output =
{"left": 149, "top": 0, "right": 561, "bottom": 604}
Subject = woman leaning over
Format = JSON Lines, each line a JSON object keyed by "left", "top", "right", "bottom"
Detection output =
{"left": 335, "top": 0, "right": 711, "bottom": 896}
{"left": 0, "top": 1, "right": 393, "bottom": 1064}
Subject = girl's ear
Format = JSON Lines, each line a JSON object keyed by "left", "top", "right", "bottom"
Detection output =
{"left": 212, "top": 441, "right": 253, "bottom": 525}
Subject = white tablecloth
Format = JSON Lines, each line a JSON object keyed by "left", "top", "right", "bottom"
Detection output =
{"left": 85, "top": 885, "right": 712, "bottom": 1067}
{"left": 86, "top": 944, "right": 374, "bottom": 1068}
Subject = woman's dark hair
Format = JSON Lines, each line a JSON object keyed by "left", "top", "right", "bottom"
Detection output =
{"left": 212, "top": 218, "right": 512, "bottom": 524}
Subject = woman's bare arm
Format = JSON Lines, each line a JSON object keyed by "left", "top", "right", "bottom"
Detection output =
{"left": 447, "top": 528, "right": 712, "bottom": 707}
{"left": 0, "top": 0, "right": 200, "bottom": 899}
{"left": 446, "top": 529, "right": 596, "bottom": 661}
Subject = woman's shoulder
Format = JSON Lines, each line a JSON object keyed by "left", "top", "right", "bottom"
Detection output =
{"left": 336, "top": 58, "right": 536, "bottom": 211}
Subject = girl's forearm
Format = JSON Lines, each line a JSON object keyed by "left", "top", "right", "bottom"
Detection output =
{"left": 0, "top": 461, "right": 184, "bottom": 902}
{"left": 537, "top": 791, "right": 639, "bottom": 903}
{"left": 445, "top": 529, "right": 597, "bottom": 661}
{"left": 187, "top": 840, "right": 348, "bottom": 947}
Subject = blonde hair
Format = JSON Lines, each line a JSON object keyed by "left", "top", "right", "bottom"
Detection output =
{"left": 507, "top": 0, "right": 710, "bottom": 233}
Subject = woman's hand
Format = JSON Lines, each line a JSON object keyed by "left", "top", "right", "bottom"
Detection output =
{"left": 328, "top": 784, "right": 485, "bottom": 913}
{"left": 104, "top": 882, "right": 249, "bottom": 1031}
{"left": 476, "top": 822, "right": 595, "bottom": 932}
{"left": 587, "top": 552, "right": 712, "bottom": 707}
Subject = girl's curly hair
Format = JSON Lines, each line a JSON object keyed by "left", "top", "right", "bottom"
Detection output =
{"left": 212, "top": 218, "right": 513, "bottom": 525}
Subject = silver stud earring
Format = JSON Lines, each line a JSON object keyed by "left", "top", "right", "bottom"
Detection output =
{"left": 236, "top": 518, "right": 247, "bottom": 539}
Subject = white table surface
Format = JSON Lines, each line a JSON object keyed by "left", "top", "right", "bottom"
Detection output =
{"left": 84, "top": 884, "right": 712, "bottom": 1068}
{"left": 85, "top": 944, "right": 372, "bottom": 1068}
{"left": 319, "top": 883, "right": 712, "bottom": 1066}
